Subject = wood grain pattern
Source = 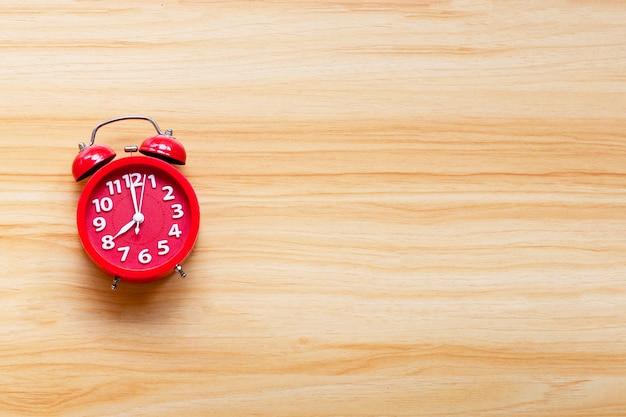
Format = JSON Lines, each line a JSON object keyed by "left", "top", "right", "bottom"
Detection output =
{"left": 1, "top": 1, "right": 626, "bottom": 415}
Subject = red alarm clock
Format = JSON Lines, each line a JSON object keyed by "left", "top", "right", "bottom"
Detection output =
{"left": 72, "top": 116, "right": 200, "bottom": 289}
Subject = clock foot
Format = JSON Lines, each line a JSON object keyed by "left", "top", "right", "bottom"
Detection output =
{"left": 175, "top": 264, "right": 186, "bottom": 278}
{"left": 111, "top": 276, "right": 120, "bottom": 290}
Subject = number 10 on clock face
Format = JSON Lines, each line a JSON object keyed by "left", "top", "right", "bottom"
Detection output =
{"left": 77, "top": 157, "right": 200, "bottom": 283}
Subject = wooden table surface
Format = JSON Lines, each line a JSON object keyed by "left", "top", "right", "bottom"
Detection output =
{"left": 1, "top": 1, "right": 626, "bottom": 416}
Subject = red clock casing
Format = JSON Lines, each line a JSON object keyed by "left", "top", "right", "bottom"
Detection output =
{"left": 77, "top": 156, "right": 200, "bottom": 284}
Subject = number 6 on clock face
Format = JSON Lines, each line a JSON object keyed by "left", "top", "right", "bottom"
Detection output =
{"left": 76, "top": 157, "right": 200, "bottom": 284}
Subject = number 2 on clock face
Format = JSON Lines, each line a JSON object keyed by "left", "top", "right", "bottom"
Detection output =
{"left": 78, "top": 156, "right": 199, "bottom": 283}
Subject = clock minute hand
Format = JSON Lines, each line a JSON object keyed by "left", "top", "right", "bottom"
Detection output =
{"left": 130, "top": 175, "right": 140, "bottom": 216}
{"left": 135, "top": 174, "right": 147, "bottom": 234}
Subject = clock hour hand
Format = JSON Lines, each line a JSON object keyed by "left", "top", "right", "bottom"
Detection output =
{"left": 111, "top": 219, "right": 137, "bottom": 240}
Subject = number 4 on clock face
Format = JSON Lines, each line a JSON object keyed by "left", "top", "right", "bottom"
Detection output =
{"left": 77, "top": 156, "right": 200, "bottom": 284}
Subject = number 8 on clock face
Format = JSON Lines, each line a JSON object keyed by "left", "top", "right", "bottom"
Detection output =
{"left": 77, "top": 156, "right": 200, "bottom": 284}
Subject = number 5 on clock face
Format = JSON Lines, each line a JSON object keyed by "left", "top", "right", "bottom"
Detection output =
{"left": 77, "top": 157, "right": 200, "bottom": 284}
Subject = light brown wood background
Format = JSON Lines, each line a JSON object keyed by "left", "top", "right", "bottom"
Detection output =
{"left": 1, "top": 1, "right": 626, "bottom": 416}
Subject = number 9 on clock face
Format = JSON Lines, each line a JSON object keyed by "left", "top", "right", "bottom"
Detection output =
{"left": 76, "top": 157, "right": 200, "bottom": 283}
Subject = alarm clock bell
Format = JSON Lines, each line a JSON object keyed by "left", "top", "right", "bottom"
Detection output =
{"left": 72, "top": 115, "right": 186, "bottom": 181}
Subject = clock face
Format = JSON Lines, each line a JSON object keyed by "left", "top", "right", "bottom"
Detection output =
{"left": 77, "top": 156, "right": 200, "bottom": 283}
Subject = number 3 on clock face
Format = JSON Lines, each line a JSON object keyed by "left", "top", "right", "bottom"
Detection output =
{"left": 77, "top": 157, "right": 200, "bottom": 284}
